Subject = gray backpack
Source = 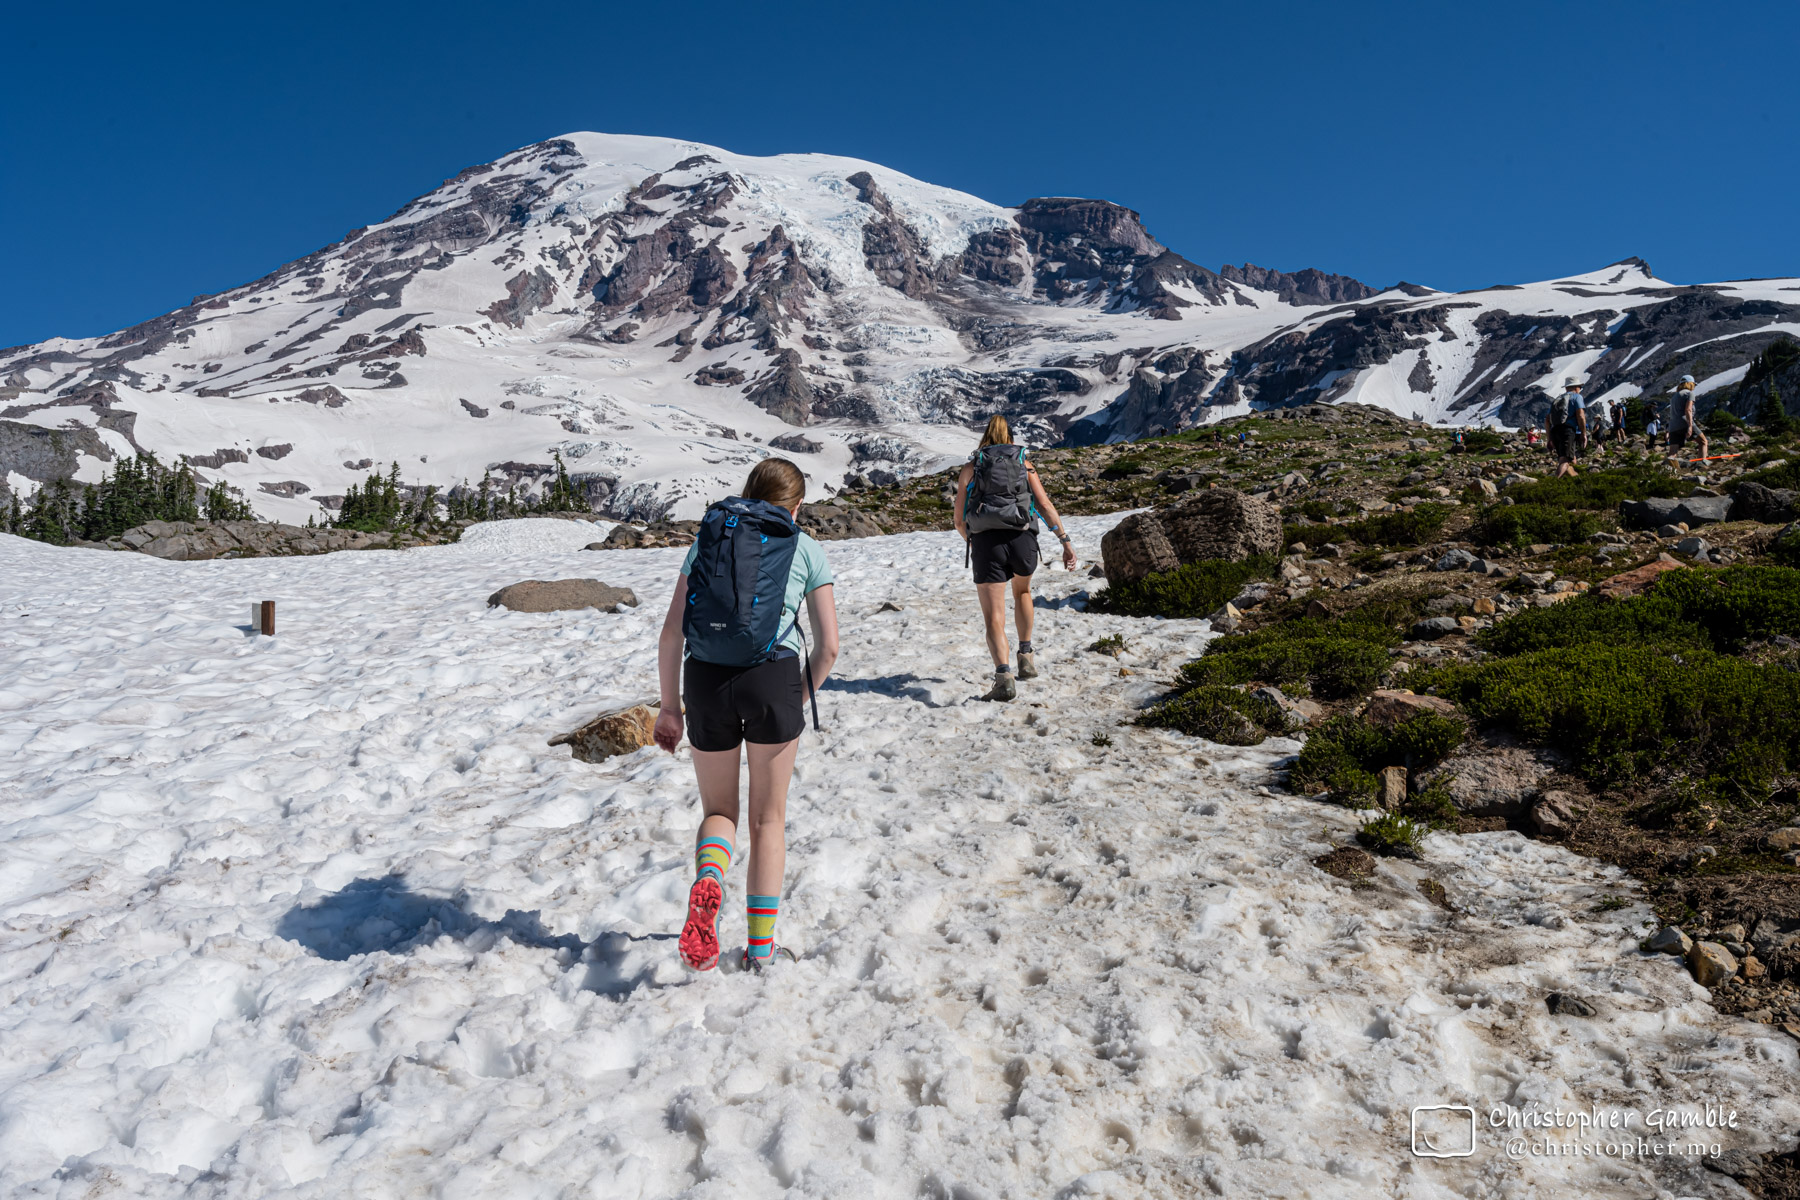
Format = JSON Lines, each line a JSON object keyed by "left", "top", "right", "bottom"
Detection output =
{"left": 964, "top": 444, "right": 1034, "bottom": 534}
{"left": 1549, "top": 393, "right": 1577, "bottom": 430}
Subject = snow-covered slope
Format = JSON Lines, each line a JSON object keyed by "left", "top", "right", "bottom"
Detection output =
{"left": 2, "top": 522, "right": 1794, "bottom": 1195}
{"left": 4, "top": 133, "right": 1798, "bottom": 522}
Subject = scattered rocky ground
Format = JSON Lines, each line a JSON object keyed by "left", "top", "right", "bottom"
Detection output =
{"left": 841, "top": 403, "right": 1800, "bottom": 1080}
{"left": 81, "top": 512, "right": 611, "bottom": 560}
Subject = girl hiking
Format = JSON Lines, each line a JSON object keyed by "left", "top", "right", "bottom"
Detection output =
{"left": 953, "top": 415, "right": 1077, "bottom": 702}
{"left": 654, "top": 459, "right": 839, "bottom": 972}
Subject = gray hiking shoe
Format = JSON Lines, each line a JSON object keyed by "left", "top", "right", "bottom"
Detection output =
{"left": 981, "top": 668, "right": 1017, "bottom": 702}
{"left": 1017, "top": 651, "right": 1039, "bottom": 680}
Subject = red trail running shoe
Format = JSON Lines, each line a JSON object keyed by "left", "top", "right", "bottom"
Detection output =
{"left": 678, "top": 877, "right": 723, "bottom": 971}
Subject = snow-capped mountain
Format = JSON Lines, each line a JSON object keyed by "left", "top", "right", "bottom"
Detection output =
{"left": 4, "top": 132, "right": 1798, "bottom": 522}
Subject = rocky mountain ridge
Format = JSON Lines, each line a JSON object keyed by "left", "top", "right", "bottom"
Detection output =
{"left": 4, "top": 133, "right": 1797, "bottom": 525}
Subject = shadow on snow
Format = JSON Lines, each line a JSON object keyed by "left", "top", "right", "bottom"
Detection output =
{"left": 275, "top": 874, "right": 675, "bottom": 997}
{"left": 820, "top": 673, "right": 944, "bottom": 706}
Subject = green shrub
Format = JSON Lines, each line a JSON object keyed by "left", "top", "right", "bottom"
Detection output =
{"left": 1470, "top": 504, "right": 1601, "bottom": 548}
{"left": 1427, "top": 643, "right": 1800, "bottom": 795}
{"left": 1735, "top": 458, "right": 1800, "bottom": 492}
{"left": 1704, "top": 407, "right": 1746, "bottom": 436}
{"left": 1135, "top": 685, "right": 1283, "bottom": 745}
{"left": 1290, "top": 711, "right": 1467, "bottom": 800}
{"left": 1180, "top": 632, "right": 1391, "bottom": 700}
{"left": 1459, "top": 429, "right": 1506, "bottom": 454}
{"left": 1506, "top": 466, "right": 1687, "bottom": 511}
{"left": 1357, "top": 813, "right": 1427, "bottom": 857}
{"left": 1481, "top": 566, "right": 1800, "bottom": 656}
{"left": 1286, "top": 503, "right": 1450, "bottom": 549}
{"left": 1288, "top": 499, "right": 1338, "bottom": 522}
{"left": 1089, "top": 556, "right": 1275, "bottom": 618}
{"left": 1772, "top": 525, "right": 1800, "bottom": 568}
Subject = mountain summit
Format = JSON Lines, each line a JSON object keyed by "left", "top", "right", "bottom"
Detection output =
{"left": 3, "top": 134, "right": 1797, "bottom": 521}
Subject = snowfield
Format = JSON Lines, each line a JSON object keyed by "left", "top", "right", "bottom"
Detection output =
{"left": 1, "top": 518, "right": 1796, "bottom": 1198}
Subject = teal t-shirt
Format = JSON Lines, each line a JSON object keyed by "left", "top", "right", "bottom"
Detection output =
{"left": 681, "top": 530, "right": 833, "bottom": 653}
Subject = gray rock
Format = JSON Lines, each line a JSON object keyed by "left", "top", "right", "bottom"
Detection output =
{"left": 1545, "top": 993, "right": 1596, "bottom": 1017}
{"left": 1431, "top": 548, "right": 1476, "bottom": 572}
{"left": 1100, "top": 489, "right": 1283, "bottom": 585}
{"left": 1729, "top": 481, "right": 1798, "bottom": 524}
{"left": 1411, "top": 616, "right": 1461, "bottom": 639}
{"left": 1413, "top": 741, "right": 1562, "bottom": 817}
{"left": 487, "top": 579, "right": 640, "bottom": 613}
{"left": 1467, "top": 558, "right": 1507, "bottom": 576}
{"left": 1643, "top": 927, "right": 1692, "bottom": 955}
{"left": 797, "top": 502, "right": 882, "bottom": 541}
{"left": 1673, "top": 536, "right": 1712, "bottom": 557}
{"left": 1531, "top": 790, "right": 1580, "bottom": 836}
{"left": 1621, "top": 495, "right": 1733, "bottom": 530}
{"left": 1767, "top": 827, "right": 1800, "bottom": 853}
{"left": 1250, "top": 685, "right": 1320, "bottom": 730}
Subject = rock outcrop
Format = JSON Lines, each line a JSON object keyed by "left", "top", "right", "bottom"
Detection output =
{"left": 487, "top": 579, "right": 640, "bottom": 613}
{"left": 1099, "top": 489, "right": 1282, "bottom": 584}
{"left": 548, "top": 703, "right": 658, "bottom": 763}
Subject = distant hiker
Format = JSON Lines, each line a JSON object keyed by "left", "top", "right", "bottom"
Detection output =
{"left": 654, "top": 458, "right": 840, "bottom": 973}
{"left": 1453, "top": 429, "right": 1466, "bottom": 453}
{"left": 1668, "top": 374, "right": 1709, "bottom": 463}
{"left": 1611, "top": 398, "right": 1629, "bottom": 444}
{"left": 954, "top": 415, "right": 1077, "bottom": 702}
{"left": 1548, "top": 378, "right": 1588, "bottom": 477}
{"left": 1586, "top": 395, "right": 1611, "bottom": 450}
{"left": 1646, "top": 416, "right": 1661, "bottom": 450}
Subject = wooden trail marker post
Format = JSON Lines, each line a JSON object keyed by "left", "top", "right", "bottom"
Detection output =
{"left": 252, "top": 600, "right": 275, "bottom": 636}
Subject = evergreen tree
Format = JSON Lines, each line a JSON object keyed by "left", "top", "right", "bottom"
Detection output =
{"left": 1757, "top": 382, "right": 1793, "bottom": 436}
{"left": 204, "top": 478, "right": 256, "bottom": 522}
{"left": 537, "top": 451, "right": 587, "bottom": 513}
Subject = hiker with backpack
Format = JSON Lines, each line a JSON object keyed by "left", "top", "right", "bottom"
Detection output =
{"left": 1611, "top": 398, "right": 1629, "bottom": 445}
{"left": 653, "top": 458, "right": 839, "bottom": 973}
{"left": 954, "top": 415, "right": 1077, "bottom": 702}
{"left": 1547, "top": 378, "right": 1588, "bottom": 477}
{"left": 1668, "top": 374, "right": 1709, "bottom": 463}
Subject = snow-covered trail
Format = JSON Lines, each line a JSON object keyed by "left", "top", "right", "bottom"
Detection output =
{"left": 1, "top": 518, "right": 1795, "bottom": 1199}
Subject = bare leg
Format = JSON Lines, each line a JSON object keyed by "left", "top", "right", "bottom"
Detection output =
{"left": 744, "top": 738, "right": 798, "bottom": 897}
{"left": 976, "top": 581, "right": 1010, "bottom": 668}
{"left": 691, "top": 747, "right": 742, "bottom": 851}
{"left": 1011, "top": 574, "right": 1034, "bottom": 648}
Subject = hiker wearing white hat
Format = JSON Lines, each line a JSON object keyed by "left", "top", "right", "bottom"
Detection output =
{"left": 1668, "top": 374, "right": 1707, "bottom": 463}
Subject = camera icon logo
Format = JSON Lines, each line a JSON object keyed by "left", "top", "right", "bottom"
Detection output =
{"left": 1411, "top": 1105, "right": 1476, "bottom": 1157}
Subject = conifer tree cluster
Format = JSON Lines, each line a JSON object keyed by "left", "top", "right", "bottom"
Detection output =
{"left": 442, "top": 452, "right": 589, "bottom": 523}
{"left": 1, "top": 452, "right": 256, "bottom": 545}
{"left": 333, "top": 462, "right": 441, "bottom": 533}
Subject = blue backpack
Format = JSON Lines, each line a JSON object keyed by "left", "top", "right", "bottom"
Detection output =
{"left": 682, "top": 496, "right": 819, "bottom": 728}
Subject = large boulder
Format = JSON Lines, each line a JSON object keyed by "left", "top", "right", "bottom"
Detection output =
{"left": 1099, "top": 489, "right": 1282, "bottom": 584}
{"left": 1411, "top": 738, "right": 1564, "bottom": 818}
{"left": 1730, "top": 481, "right": 1800, "bottom": 524}
{"left": 1619, "top": 495, "right": 1733, "bottom": 530}
{"left": 548, "top": 702, "right": 659, "bottom": 763}
{"left": 487, "top": 579, "right": 640, "bottom": 613}
{"left": 797, "top": 502, "right": 883, "bottom": 541}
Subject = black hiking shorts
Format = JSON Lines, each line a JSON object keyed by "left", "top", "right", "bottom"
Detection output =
{"left": 970, "top": 528, "right": 1040, "bottom": 584}
{"left": 1670, "top": 419, "right": 1694, "bottom": 451}
{"left": 1550, "top": 425, "right": 1580, "bottom": 463}
{"left": 683, "top": 654, "right": 804, "bottom": 751}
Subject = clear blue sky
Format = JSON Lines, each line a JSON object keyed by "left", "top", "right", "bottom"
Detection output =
{"left": 4, "top": 0, "right": 1795, "bottom": 348}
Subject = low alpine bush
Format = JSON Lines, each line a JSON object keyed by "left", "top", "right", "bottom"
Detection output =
{"left": 1135, "top": 685, "right": 1284, "bottom": 745}
{"left": 1357, "top": 812, "right": 1427, "bottom": 857}
{"left": 1426, "top": 643, "right": 1800, "bottom": 797}
{"left": 1470, "top": 504, "right": 1601, "bottom": 548}
{"left": 1088, "top": 556, "right": 1275, "bottom": 618}
{"left": 1285, "top": 503, "right": 1450, "bottom": 550}
{"left": 1290, "top": 710, "right": 1467, "bottom": 801}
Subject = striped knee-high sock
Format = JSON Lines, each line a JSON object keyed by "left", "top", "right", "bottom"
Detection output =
{"left": 746, "top": 894, "right": 779, "bottom": 959}
{"left": 695, "top": 836, "right": 733, "bottom": 886}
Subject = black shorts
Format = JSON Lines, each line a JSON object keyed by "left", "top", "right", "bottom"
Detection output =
{"left": 1551, "top": 426, "right": 1580, "bottom": 462}
{"left": 971, "top": 528, "right": 1040, "bottom": 584}
{"left": 1670, "top": 421, "right": 1693, "bottom": 450}
{"left": 682, "top": 655, "right": 804, "bottom": 751}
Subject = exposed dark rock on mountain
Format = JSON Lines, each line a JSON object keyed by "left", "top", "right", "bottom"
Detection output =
{"left": 1218, "top": 263, "right": 1381, "bottom": 306}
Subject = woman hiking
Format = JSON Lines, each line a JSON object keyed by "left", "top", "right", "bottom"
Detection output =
{"left": 953, "top": 415, "right": 1077, "bottom": 702}
{"left": 653, "top": 458, "right": 839, "bottom": 973}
